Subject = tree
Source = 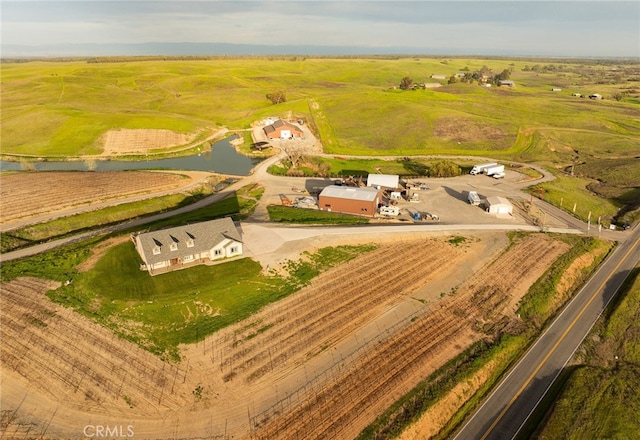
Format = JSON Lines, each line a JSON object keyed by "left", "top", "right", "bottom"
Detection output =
{"left": 428, "top": 160, "right": 462, "bottom": 178}
{"left": 399, "top": 76, "right": 414, "bottom": 90}
{"left": 266, "top": 91, "right": 286, "bottom": 104}
{"left": 448, "top": 75, "right": 457, "bottom": 84}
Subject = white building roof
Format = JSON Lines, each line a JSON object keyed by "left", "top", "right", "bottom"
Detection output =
{"left": 367, "top": 174, "right": 399, "bottom": 189}
{"left": 486, "top": 196, "right": 511, "bottom": 206}
{"left": 320, "top": 185, "right": 380, "bottom": 202}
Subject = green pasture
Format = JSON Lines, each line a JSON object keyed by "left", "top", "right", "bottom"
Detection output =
{"left": 3, "top": 58, "right": 638, "bottom": 159}
{"left": 529, "top": 174, "right": 623, "bottom": 224}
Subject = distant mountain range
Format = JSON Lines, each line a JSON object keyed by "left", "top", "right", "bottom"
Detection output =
{"left": 2, "top": 41, "right": 505, "bottom": 58}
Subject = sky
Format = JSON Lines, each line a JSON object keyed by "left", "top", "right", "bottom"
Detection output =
{"left": 2, "top": 1, "right": 639, "bottom": 57}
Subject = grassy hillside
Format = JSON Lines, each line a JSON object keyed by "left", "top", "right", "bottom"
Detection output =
{"left": 2, "top": 58, "right": 638, "bottom": 158}
{"left": 2, "top": 57, "right": 639, "bottom": 222}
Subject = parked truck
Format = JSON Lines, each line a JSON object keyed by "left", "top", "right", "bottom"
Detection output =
{"left": 468, "top": 191, "right": 481, "bottom": 205}
{"left": 484, "top": 165, "right": 505, "bottom": 176}
{"left": 470, "top": 162, "right": 497, "bottom": 175}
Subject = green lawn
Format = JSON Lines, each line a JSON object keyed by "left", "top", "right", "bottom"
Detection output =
{"left": 46, "top": 241, "right": 374, "bottom": 360}
{"left": 267, "top": 205, "right": 370, "bottom": 224}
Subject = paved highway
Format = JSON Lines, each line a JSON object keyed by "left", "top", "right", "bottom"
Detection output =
{"left": 453, "top": 224, "right": 640, "bottom": 440}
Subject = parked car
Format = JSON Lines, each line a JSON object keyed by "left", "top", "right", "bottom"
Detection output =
{"left": 492, "top": 172, "right": 506, "bottom": 179}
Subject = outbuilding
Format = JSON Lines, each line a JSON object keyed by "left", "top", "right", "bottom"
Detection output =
{"left": 263, "top": 119, "right": 304, "bottom": 140}
{"left": 319, "top": 185, "right": 382, "bottom": 217}
{"left": 367, "top": 173, "right": 400, "bottom": 190}
{"left": 485, "top": 196, "right": 513, "bottom": 215}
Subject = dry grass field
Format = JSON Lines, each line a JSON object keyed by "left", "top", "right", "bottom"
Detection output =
{"left": 0, "top": 170, "right": 208, "bottom": 226}
{"left": 100, "top": 128, "right": 197, "bottom": 157}
{"left": 0, "top": 233, "right": 569, "bottom": 439}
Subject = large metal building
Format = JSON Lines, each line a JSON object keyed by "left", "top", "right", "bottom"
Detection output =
{"left": 318, "top": 185, "right": 382, "bottom": 217}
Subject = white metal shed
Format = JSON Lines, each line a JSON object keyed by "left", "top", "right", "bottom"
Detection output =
{"left": 367, "top": 174, "right": 400, "bottom": 189}
{"left": 485, "top": 196, "right": 513, "bottom": 215}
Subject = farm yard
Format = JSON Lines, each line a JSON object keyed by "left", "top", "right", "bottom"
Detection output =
{"left": 1, "top": 231, "right": 577, "bottom": 439}
{"left": 1, "top": 55, "right": 638, "bottom": 440}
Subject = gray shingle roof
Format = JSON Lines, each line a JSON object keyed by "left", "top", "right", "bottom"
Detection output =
{"left": 135, "top": 217, "right": 241, "bottom": 265}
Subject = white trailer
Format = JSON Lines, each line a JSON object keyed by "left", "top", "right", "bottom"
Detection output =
{"left": 470, "top": 162, "right": 497, "bottom": 175}
{"left": 468, "top": 191, "right": 481, "bottom": 205}
{"left": 484, "top": 165, "right": 505, "bottom": 176}
{"left": 379, "top": 206, "right": 400, "bottom": 216}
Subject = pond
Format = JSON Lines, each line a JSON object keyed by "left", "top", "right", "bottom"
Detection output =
{"left": 0, "top": 136, "right": 263, "bottom": 176}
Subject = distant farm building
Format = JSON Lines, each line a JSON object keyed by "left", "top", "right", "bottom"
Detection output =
{"left": 263, "top": 119, "right": 304, "bottom": 140}
{"left": 588, "top": 93, "right": 603, "bottom": 100}
{"left": 133, "top": 217, "right": 243, "bottom": 275}
{"left": 572, "top": 93, "right": 583, "bottom": 97}
{"left": 319, "top": 185, "right": 382, "bottom": 217}
{"left": 485, "top": 196, "right": 513, "bottom": 215}
{"left": 430, "top": 74, "right": 447, "bottom": 80}
{"left": 498, "top": 80, "right": 515, "bottom": 87}
{"left": 552, "top": 88, "right": 562, "bottom": 92}
{"left": 367, "top": 174, "right": 400, "bottom": 190}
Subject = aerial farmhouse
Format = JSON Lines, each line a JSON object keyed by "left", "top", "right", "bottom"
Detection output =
{"left": 263, "top": 119, "right": 304, "bottom": 140}
{"left": 318, "top": 185, "right": 382, "bottom": 217}
{"left": 132, "top": 217, "right": 243, "bottom": 275}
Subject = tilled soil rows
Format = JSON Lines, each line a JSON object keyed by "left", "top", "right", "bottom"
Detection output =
{"left": 0, "top": 277, "right": 191, "bottom": 428}
{"left": 185, "top": 238, "right": 465, "bottom": 385}
{"left": 250, "top": 235, "right": 569, "bottom": 439}
{"left": 0, "top": 171, "right": 190, "bottom": 224}
{"left": 1, "top": 234, "right": 569, "bottom": 440}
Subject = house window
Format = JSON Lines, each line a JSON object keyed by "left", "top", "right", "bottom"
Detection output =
{"left": 183, "top": 255, "right": 194, "bottom": 262}
{"left": 152, "top": 246, "right": 161, "bottom": 255}
{"left": 230, "top": 246, "right": 238, "bottom": 254}
{"left": 170, "top": 243, "right": 178, "bottom": 251}
{"left": 361, "top": 208, "right": 368, "bottom": 212}
{"left": 214, "top": 249, "right": 222, "bottom": 256}
{"left": 186, "top": 239, "right": 194, "bottom": 248}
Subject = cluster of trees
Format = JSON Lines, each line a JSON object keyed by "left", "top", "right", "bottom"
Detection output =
{"left": 447, "top": 66, "right": 512, "bottom": 85}
{"left": 399, "top": 66, "right": 512, "bottom": 89}
{"left": 266, "top": 91, "right": 287, "bottom": 104}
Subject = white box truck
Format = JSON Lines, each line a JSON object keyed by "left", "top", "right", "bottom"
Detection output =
{"left": 468, "top": 191, "right": 481, "bottom": 205}
{"left": 470, "top": 162, "right": 497, "bottom": 175}
{"left": 484, "top": 165, "right": 505, "bottom": 176}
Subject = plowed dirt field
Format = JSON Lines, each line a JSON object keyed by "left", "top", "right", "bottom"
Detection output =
{"left": 0, "top": 171, "right": 208, "bottom": 226}
{"left": 0, "top": 233, "right": 569, "bottom": 440}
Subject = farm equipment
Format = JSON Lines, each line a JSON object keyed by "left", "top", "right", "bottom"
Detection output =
{"left": 280, "top": 194, "right": 292, "bottom": 206}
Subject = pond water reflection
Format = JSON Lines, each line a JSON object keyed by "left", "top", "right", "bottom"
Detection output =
{"left": 0, "top": 136, "right": 263, "bottom": 176}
